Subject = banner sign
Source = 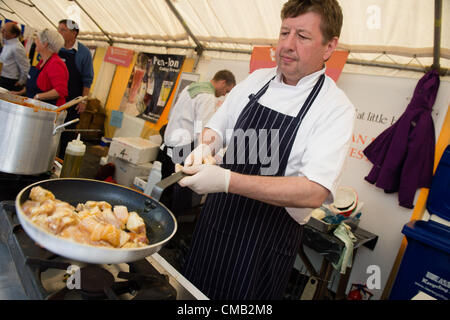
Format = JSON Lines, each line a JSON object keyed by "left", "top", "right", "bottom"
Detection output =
{"left": 325, "top": 50, "right": 349, "bottom": 82}
{"left": 118, "top": 52, "right": 185, "bottom": 123}
{"left": 104, "top": 46, "right": 134, "bottom": 67}
{"left": 249, "top": 46, "right": 277, "bottom": 74}
{"left": 250, "top": 46, "right": 348, "bottom": 82}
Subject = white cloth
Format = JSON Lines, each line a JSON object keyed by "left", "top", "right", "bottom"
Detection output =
{"left": 206, "top": 66, "right": 356, "bottom": 225}
{"left": 0, "top": 38, "right": 30, "bottom": 84}
{"left": 164, "top": 85, "right": 218, "bottom": 148}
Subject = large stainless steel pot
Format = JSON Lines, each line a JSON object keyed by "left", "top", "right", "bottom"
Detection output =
{"left": 0, "top": 92, "right": 68, "bottom": 175}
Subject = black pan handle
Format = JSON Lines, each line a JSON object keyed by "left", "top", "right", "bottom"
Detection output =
{"left": 150, "top": 170, "right": 188, "bottom": 202}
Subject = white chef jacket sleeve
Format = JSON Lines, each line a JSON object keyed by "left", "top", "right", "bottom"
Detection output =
{"left": 206, "top": 68, "right": 274, "bottom": 145}
{"left": 299, "top": 100, "right": 355, "bottom": 202}
{"left": 205, "top": 85, "right": 240, "bottom": 144}
{"left": 193, "top": 93, "right": 217, "bottom": 135}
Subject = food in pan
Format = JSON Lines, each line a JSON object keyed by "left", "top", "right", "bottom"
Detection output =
{"left": 21, "top": 186, "right": 149, "bottom": 248}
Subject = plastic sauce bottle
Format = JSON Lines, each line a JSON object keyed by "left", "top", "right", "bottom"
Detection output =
{"left": 144, "top": 161, "right": 162, "bottom": 195}
{"left": 60, "top": 134, "right": 86, "bottom": 178}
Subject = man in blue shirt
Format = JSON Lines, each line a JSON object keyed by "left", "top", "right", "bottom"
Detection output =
{"left": 57, "top": 19, "right": 94, "bottom": 157}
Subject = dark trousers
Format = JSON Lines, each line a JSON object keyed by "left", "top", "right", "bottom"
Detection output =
{"left": 0, "top": 76, "right": 23, "bottom": 91}
{"left": 156, "top": 144, "right": 202, "bottom": 216}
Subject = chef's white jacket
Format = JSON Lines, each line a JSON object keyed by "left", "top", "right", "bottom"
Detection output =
{"left": 164, "top": 85, "right": 218, "bottom": 148}
{"left": 206, "top": 66, "right": 356, "bottom": 224}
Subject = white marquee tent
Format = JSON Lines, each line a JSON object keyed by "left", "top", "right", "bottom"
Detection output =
{"left": 1, "top": 0, "right": 449, "bottom": 73}
{"left": 1, "top": 0, "right": 449, "bottom": 301}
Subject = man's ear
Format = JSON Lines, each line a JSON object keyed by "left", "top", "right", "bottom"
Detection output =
{"left": 323, "top": 37, "right": 338, "bottom": 62}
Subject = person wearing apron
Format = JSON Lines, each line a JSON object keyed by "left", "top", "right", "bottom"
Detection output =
{"left": 57, "top": 48, "right": 83, "bottom": 158}
{"left": 10, "top": 29, "right": 68, "bottom": 107}
{"left": 57, "top": 19, "right": 94, "bottom": 158}
{"left": 157, "top": 71, "right": 236, "bottom": 215}
{"left": 179, "top": 0, "right": 355, "bottom": 299}
{"left": 25, "top": 65, "right": 58, "bottom": 106}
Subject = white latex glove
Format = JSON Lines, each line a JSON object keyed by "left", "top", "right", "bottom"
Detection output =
{"left": 184, "top": 143, "right": 216, "bottom": 167}
{"left": 178, "top": 165, "right": 231, "bottom": 194}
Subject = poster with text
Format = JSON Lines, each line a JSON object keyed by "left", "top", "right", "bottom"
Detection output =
{"left": 119, "top": 52, "right": 185, "bottom": 123}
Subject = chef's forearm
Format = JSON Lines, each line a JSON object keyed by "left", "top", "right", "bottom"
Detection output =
{"left": 228, "top": 172, "right": 329, "bottom": 208}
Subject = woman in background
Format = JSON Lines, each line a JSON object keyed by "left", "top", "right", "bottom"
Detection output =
{"left": 11, "top": 29, "right": 68, "bottom": 106}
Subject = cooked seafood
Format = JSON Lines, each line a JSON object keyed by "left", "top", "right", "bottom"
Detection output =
{"left": 21, "top": 186, "right": 149, "bottom": 248}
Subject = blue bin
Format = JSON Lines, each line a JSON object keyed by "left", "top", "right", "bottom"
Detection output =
{"left": 389, "top": 145, "right": 450, "bottom": 300}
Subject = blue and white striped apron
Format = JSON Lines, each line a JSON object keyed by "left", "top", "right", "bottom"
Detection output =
{"left": 183, "top": 74, "right": 325, "bottom": 300}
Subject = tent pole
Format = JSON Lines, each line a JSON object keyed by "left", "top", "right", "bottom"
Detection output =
{"left": 346, "top": 59, "right": 448, "bottom": 76}
{"left": 72, "top": 0, "right": 114, "bottom": 45}
{"left": 77, "top": 36, "right": 195, "bottom": 50}
{"left": 28, "top": 0, "right": 57, "bottom": 29}
{"left": 16, "top": 0, "right": 33, "bottom": 7}
{"left": 164, "top": 0, "right": 204, "bottom": 70}
{"left": 432, "top": 0, "right": 442, "bottom": 72}
{"left": 0, "top": 0, "right": 32, "bottom": 26}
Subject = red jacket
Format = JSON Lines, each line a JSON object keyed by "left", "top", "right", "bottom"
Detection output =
{"left": 36, "top": 53, "right": 69, "bottom": 106}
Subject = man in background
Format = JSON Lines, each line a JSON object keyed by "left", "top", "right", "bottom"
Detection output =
{"left": 160, "top": 69, "right": 236, "bottom": 178}
{"left": 0, "top": 22, "right": 30, "bottom": 91}
{"left": 57, "top": 19, "right": 94, "bottom": 157}
{"left": 156, "top": 70, "right": 236, "bottom": 214}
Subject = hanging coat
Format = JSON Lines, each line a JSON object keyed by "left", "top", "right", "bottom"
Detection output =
{"left": 363, "top": 69, "right": 440, "bottom": 208}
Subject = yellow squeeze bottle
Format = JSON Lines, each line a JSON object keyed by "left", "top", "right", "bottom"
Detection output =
{"left": 60, "top": 134, "right": 86, "bottom": 178}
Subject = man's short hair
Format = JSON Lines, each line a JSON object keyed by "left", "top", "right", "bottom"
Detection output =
{"left": 10, "top": 23, "right": 21, "bottom": 37}
{"left": 59, "top": 19, "right": 80, "bottom": 36}
{"left": 281, "top": 0, "right": 343, "bottom": 44}
{"left": 212, "top": 70, "right": 236, "bottom": 86}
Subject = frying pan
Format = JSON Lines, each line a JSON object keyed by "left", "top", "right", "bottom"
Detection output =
{"left": 15, "top": 174, "right": 187, "bottom": 264}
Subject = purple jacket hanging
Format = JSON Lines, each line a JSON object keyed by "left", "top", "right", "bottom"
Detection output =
{"left": 363, "top": 69, "right": 440, "bottom": 209}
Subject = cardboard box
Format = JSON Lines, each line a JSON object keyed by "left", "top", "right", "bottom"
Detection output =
{"left": 109, "top": 156, "right": 153, "bottom": 188}
{"left": 108, "top": 137, "right": 159, "bottom": 164}
{"left": 88, "top": 145, "right": 109, "bottom": 157}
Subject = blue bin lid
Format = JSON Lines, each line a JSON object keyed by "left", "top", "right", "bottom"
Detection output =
{"left": 402, "top": 220, "right": 450, "bottom": 254}
{"left": 427, "top": 145, "right": 450, "bottom": 220}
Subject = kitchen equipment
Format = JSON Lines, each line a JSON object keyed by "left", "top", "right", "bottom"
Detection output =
{"left": 150, "top": 170, "right": 187, "bottom": 202}
{"left": 329, "top": 186, "right": 358, "bottom": 217}
{"left": 0, "top": 171, "right": 52, "bottom": 201}
{"left": 60, "top": 134, "right": 86, "bottom": 178}
{"left": 144, "top": 161, "right": 162, "bottom": 195}
{"left": 0, "top": 200, "right": 208, "bottom": 300}
{"left": 53, "top": 96, "right": 88, "bottom": 113}
{"left": 0, "top": 92, "right": 69, "bottom": 175}
{"left": 15, "top": 174, "right": 188, "bottom": 264}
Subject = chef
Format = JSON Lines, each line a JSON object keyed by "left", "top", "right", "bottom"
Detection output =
{"left": 178, "top": 0, "right": 356, "bottom": 299}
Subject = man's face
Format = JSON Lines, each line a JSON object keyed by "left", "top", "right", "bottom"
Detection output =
{"left": 1, "top": 23, "right": 15, "bottom": 40}
{"left": 275, "top": 11, "right": 336, "bottom": 85}
{"left": 57, "top": 23, "right": 77, "bottom": 43}
{"left": 214, "top": 80, "right": 234, "bottom": 97}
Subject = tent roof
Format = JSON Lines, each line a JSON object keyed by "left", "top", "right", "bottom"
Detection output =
{"left": 1, "top": 0, "right": 449, "bottom": 69}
